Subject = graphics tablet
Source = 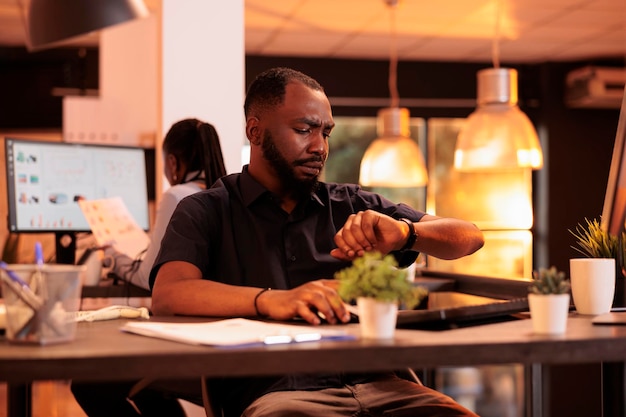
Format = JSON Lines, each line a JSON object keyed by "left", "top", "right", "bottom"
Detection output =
{"left": 395, "top": 292, "right": 529, "bottom": 329}
{"left": 347, "top": 291, "right": 530, "bottom": 330}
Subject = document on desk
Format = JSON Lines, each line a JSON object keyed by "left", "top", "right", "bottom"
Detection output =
{"left": 120, "top": 318, "right": 357, "bottom": 347}
{"left": 79, "top": 197, "right": 150, "bottom": 259}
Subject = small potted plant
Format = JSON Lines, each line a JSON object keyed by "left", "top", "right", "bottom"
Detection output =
{"left": 528, "top": 266, "right": 571, "bottom": 334}
{"left": 569, "top": 217, "right": 621, "bottom": 313}
{"left": 334, "top": 251, "right": 427, "bottom": 339}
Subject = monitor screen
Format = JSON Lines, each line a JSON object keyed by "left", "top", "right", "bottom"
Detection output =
{"left": 601, "top": 88, "right": 626, "bottom": 237}
{"left": 5, "top": 137, "right": 151, "bottom": 236}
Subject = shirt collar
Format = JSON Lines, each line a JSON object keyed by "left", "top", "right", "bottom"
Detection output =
{"left": 240, "top": 165, "right": 268, "bottom": 207}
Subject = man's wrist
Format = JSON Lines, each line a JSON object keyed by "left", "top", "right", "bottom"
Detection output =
{"left": 398, "top": 218, "right": 418, "bottom": 252}
{"left": 254, "top": 288, "right": 271, "bottom": 317}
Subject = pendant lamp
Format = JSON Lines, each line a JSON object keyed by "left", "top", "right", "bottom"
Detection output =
{"left": 359, "top": 0, "right": 428, "bottom": 188}
{"left": 26, "top": 0, "right": 149, "bottom": 51}
{"left": 453, "top": 0, "right": 543, "bottom": 171}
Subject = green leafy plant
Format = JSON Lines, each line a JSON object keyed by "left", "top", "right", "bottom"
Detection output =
{"left": 334, "top": 251, "right": 427, "bottom": 309}
{"left": 529, "top": 266, "right": 571, "bottom": 295}
{"left": 569, "top": 217, "right": 622, "bottom": 259}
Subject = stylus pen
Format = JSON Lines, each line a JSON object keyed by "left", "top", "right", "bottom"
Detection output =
{"left": 611, "top": 307, "right": 626, "bottom": 312}
{"left": 35, "top": 242, "right": 44, "bottom": 267}
{"left": 33, "top": 241, "right": 48, "bottom": 298}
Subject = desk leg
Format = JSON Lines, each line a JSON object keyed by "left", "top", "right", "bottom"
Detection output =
{"left": 602, "top": 362, "right": 626, "bottom": 417}
{"left": 525, "top": 364, "right": 544, "bottom": 417}
{"left": 7, "top": 383, "right": 32, "bottom": 417}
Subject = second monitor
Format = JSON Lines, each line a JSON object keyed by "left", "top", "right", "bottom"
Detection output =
{"left": 5, "top": 137, "right": 151, "bottom": 264}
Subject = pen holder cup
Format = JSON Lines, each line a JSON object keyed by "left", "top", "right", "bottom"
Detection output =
{"left": 1, "top": 264, "right": 85, "bottom": 345}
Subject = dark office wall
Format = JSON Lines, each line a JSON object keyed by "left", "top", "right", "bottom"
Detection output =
{"left": 535, "top": 62, "right": 620, "bottom": 273}
{"left": 247, "top": 56, "right": 496, "bottom": 118}
{"left": 0, "top": 47, "right": 99, "bottom": 129}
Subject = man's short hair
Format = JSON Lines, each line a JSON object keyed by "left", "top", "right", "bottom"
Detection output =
{"left": 244, "top": 67, "right": 324, "bottom": 118}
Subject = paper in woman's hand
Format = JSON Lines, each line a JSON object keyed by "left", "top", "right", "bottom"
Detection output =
{"left": 79, "top": 197, "right": 150, "bottom": 259}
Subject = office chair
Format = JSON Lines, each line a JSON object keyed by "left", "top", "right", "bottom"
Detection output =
{"left": 129, "top": 377, "right": 220, "bottom": 417}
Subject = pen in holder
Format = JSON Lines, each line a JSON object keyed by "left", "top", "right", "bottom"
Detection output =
{"left": 31, "top": 242, "right": 47, "bottom": 298}
{"left": 0, "top": 262, "right": 85, "bottom": 345}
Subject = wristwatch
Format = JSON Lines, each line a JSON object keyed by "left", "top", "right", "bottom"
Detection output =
{"left": 398, "top": 218, "right": 418, "bottom": 252}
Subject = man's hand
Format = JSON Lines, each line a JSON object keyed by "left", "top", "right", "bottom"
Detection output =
{"left": 330, "top": 210, "right": 408, "bottom": 261}
{"left": 255, "top": 280, "right": 351, "bottom": 325}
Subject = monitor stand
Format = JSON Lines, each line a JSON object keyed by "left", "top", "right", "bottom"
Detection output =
{"left": 55, "top": 232, "right": 77, "bottom": 265}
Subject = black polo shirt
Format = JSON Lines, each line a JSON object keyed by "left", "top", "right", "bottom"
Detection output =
{"left": 150, "top": 165, "right": 424, "bottom": 416}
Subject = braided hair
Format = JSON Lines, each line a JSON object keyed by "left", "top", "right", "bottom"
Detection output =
{"left": 162, "top": 118, "right": 227, "bottom": 188}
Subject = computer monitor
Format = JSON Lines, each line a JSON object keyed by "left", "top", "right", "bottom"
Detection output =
{"left": 5, "top": 137, "right": 151, "bottom": 264}
{"left": 601, "top": 87, "right": 626, "bottom": 237}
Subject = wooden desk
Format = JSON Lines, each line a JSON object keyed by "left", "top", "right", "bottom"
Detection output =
{"left": 1, "top": 314, "right": 626, "bottom": 417}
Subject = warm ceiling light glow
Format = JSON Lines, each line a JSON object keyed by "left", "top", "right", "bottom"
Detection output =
{"left": 26, "top": 0, "right": 149, "bottom": 51}
{"left": 358, "top": 0, "right": 428, "bottom": 188}
{"left": 454, "top": 68, "right": 543, "bottom": 171}
{"left": 360, "top": 108, "right": 428, "bottom": 187}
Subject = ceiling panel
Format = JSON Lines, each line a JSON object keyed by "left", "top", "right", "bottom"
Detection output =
{"left": 0, "top": 0, "right": 623, "bottom": 63}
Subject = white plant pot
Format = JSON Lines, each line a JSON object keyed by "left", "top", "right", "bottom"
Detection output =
{"left": 569, "top": 258, "right": 615, "bottom": 315}
{"left": 528, "top": 293, "right": 570, "bottom": 335}
{"left": 356, "top": 297, "right": 398, "bottom": 340}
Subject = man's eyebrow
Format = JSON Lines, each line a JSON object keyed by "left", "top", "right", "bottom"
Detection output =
{"left": 295, "top": 117, "right": 335, "bottom": 128}
{"left": 295, "top": 117, "right": 322, "bottom": 127}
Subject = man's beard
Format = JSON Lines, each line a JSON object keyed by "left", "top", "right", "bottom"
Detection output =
{"left": 261, "top": 130, "right": 322, "bottom": 200}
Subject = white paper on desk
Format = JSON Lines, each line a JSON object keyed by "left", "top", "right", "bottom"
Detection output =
{"left": 120, "top": 318, "right": 356, "bottom": 347}
{"left": 78, "top": 197, "right": 150, "bottom": 259}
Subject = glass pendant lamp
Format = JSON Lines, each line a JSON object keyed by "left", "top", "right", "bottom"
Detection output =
{"left": 26, "top": 0, "right": 149, "bottom": 51}
{"left": 360, "top": 107, "right": 428, "bottom": 187}
{"left": 454, "top": 68, "right": 543, "bottom": 171}
{"left": 454, "top": 0, "right": 543, "bottom": 171}
{"left": 359, "top": 0, "right": 428, "bottom": 187}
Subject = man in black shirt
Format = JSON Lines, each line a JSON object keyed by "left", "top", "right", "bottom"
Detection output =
{"left": 150, "top": 67, "right": 484, "bottom": 417}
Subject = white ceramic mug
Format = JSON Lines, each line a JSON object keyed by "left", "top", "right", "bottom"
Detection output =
{"left": 569, "top": 258, "right": 615, "bottom": 315}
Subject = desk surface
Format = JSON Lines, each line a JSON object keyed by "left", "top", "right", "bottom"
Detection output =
{"left": 2, "top": 314, "right": 626, "bottom": 384}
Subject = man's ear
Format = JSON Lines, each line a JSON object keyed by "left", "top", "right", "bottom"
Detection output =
{"left": 246, "top": 117, "right": 261, "bottom": 146}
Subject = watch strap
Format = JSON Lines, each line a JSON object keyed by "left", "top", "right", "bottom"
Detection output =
{"left": 398, "top": 218, "right": 418, "bottom": 252}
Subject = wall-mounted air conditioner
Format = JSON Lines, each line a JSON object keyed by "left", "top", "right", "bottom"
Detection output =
{"left": 565, "top": 66, "right": 626, "bottom": 109}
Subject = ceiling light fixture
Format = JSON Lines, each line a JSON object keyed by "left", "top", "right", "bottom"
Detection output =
{"left": 453, "top": 0, "right": 543, "bottom": 171}
{"left": 24, "top": 0, "right": 149, "bottom": 52}
{"left": 359, "top": 0, "right": 428, "bottom": 188}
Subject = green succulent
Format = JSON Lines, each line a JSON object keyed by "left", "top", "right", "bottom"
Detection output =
{"left": 334, "top": 251, "right": 427, "bottom": 309}
{"left": 529, "top": 266, "right": 571, "bottom": 295}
